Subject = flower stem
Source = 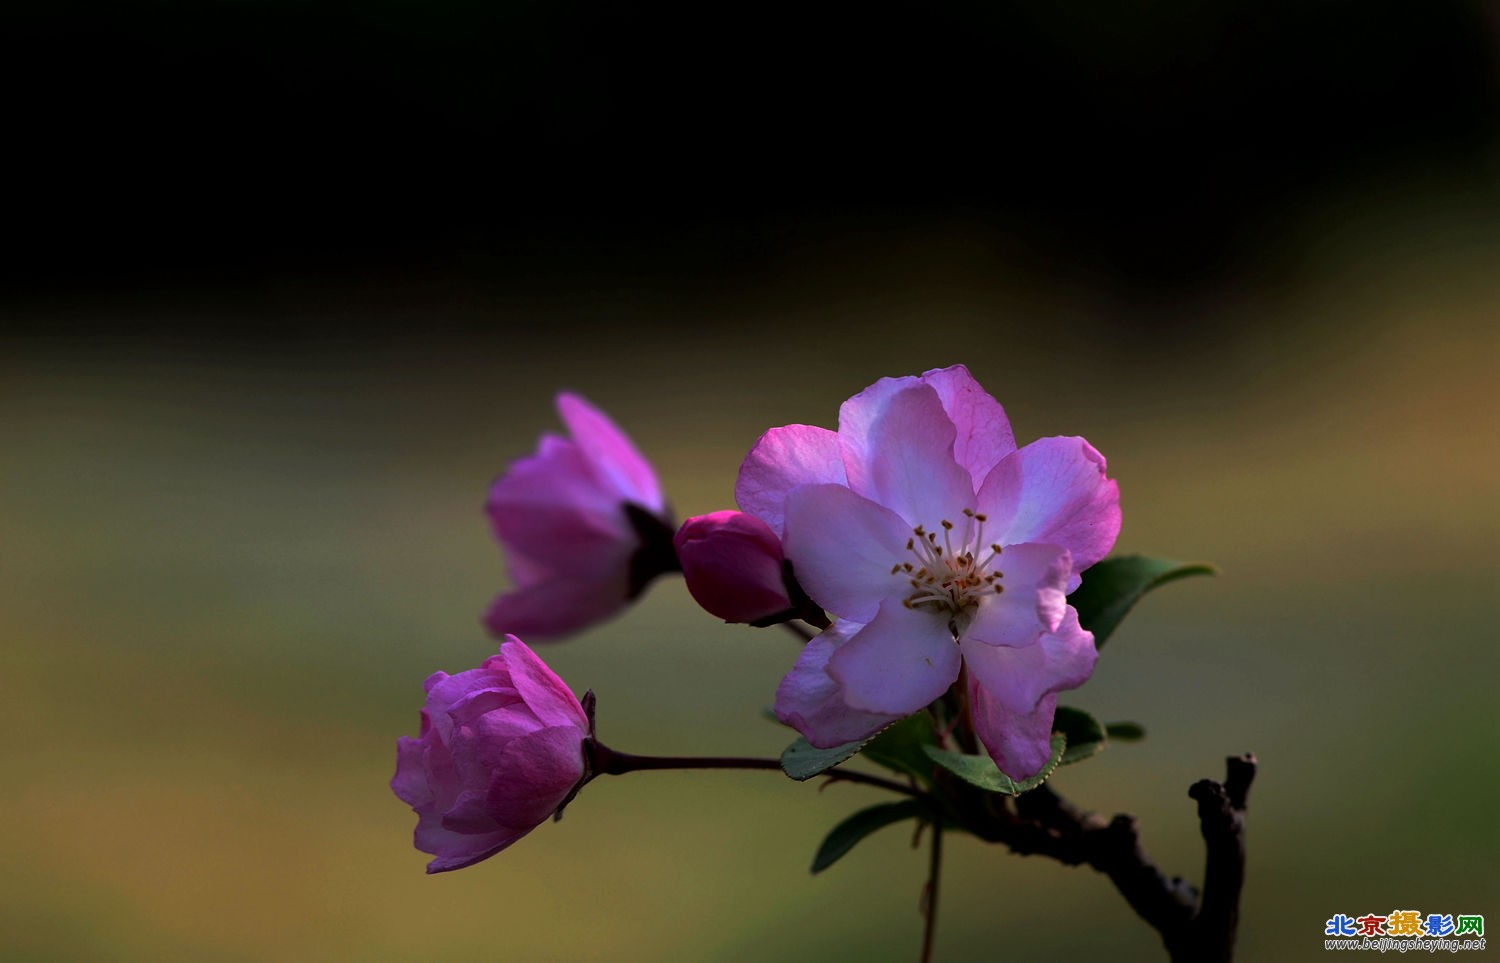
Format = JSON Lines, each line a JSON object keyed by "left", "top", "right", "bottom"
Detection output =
{"left": 920, "top": 820, "right": 944, "bottom": 963}
{"left": 779, "top": 621, "right": 815, "bottom": 643}
{"left": 590, "top": 744, "right": 926, "bottom": 799}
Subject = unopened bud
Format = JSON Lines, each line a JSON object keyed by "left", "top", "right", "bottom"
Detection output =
{"left": 674, "top": 511, "right": 793, "bottom": 623}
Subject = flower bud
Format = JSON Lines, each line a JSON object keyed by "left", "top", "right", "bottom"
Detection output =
{"left": 484, "top": 392, "right": 677, "bottom": 640}
{"left": 674, "top": 510, "right": 793, "bottom": 623}
{"left": 391, "top": 636, "right": 592, "bottom": 873}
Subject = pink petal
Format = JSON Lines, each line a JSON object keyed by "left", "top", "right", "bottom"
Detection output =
{"left": 482, "top": 397, "right": 671, "bottom": 643}
{"left": 836, "top": 374, "right": 923, "bottom": 478}
{"left": 414, "top": 810, "right": 516, "bottom": 874}
{"left": 422, "top": 669, "right": 516, "bottom": 742}
{"left": 484, "top": 724, "right": 589, "bottom": 826}
{"left": 783, "top": 484, "right": 909, "bottom": 623}
{"left": 840, "top": 383, "right": 974, "bottom": 526}
{"left": 556, "top": 392, "right": 664, "bottom": 511}
{"left": 961, "top": 606, "right": 1098, "bottom": 781}
{"left": 482, "top": 564, "right": 632, "bottom": 640}
{"left": 920, "top": 365, "right": 1016, "bottom": 485}
{"left": 441, "top": 789, "right": 504, "bottom": 834}
{"left": 420, "top": 734, "right": 462, "bottom": 813}
{"left": 487, "top": 434, "right": 618, "bottom": 515}
{"left": 774, "top": 621, "right": 905, "bottom": 747}
{"left": 431, "top": 727, "right": 586, "bottom": 860}
{"left": 827, "top": 600, "right": 963, "bottom": 715}
{"left": 446, "top": 683, "right": 527, "bottom": 728}
{"left": 838, "top": 368, "right": 1015, "bottom": 493}
{"left": 735, "top": 424, "right": 846, "bottom": 538}
{"left": 976, "top": 436, "right": 1122, "bottom": 573}
{"left": 495, "top": 636, "right": 591, "bottom": 731}
{"left": 449, "top": 710, "right": 544, "bottom": 783}
{"left": 391, "top": 735, "right": 435, "bottom": 809}
{"left": 963, "top": 543, "right": 1072, "bottom": 647}
{"left": 486, "top": 435, "right": 631, "bottom": 577}
{"left": 492, "top": 507, "right": 626, "bottom": 586}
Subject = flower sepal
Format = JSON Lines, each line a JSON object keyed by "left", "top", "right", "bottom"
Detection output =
{"left": 555, "top": 689, "right": 603, "bottom": 823}
{"left": 746, "top": 561, "right": 832, "bottom": 630}
{"left": 923, "top": 735, "right": 1067, "bottom": 796}
{"left": 624, "top": 503, "right": 683, "bottom": 599}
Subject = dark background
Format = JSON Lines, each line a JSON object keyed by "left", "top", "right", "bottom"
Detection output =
{"left": 7, "top": 0, "right": 1497, "bottom": 319}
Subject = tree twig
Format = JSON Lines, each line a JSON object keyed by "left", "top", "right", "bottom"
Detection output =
{"left": 1184, "top": 753, "right": 1255, "bottom": 960}
{"left": 1001, "top": 753, "right": 1257, "bottom": 962}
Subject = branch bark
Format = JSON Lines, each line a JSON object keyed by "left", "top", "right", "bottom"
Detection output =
{"left": 1002, "top": 753, "right": 1256, "bottom": 962}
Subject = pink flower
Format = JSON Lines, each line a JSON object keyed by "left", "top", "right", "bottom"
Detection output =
{"left": 674, "top": 510, "right": 793, "bottom": 624}
{"left": 391, "top": 636, "right": 593, "bottom": 873}
{"left": 484, "top": 393, "right": 678, "bottom": 640}
{"left": 740, "top": 365, "right": 1120, "bottom": 780}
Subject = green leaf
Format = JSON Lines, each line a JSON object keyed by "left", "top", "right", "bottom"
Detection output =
{"left": 810, "top": 800, "right": 928, "bottom": 874}
{"left": 780, "top": 735, "right": 870, "bottom": 781}
{"left": 1069, "top": 555, "right": 1216, "bottom": 649}
{"left": 922, "top": 733, "right": 1066, "bottom": 795}
{"left": 1105, "top": 721, "right": 1146, "bottom": 742}
{"left": 1053, "top": 706, "right": 1107, "bottom": 765}
{"left": 860, "top": 713, "right": 940, "bottom": 785}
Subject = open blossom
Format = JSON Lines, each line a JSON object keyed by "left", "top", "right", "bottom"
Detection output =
{"left": 741, "top": 365, "right": 1120, "bottom": 780}
{"left": 391, "top": 636, "right": 592, "bottom": 873}
{"left": 484, "top": 393, "right": 677, "bottom": 640}
{"left": 674, "top": 510, "right": 793, "bottom": 623}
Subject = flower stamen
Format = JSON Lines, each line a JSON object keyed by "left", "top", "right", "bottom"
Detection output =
{"left": 892, "top": 513, "right": 1005, "bottom": 617}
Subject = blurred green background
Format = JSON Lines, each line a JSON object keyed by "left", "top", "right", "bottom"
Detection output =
{"left": 3, "top": 1, "right": 1499, "bottom": 960}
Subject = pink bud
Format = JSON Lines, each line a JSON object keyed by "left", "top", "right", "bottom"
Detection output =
{"left": 391, "top": 636, "right": 593, "bottom": 873}
{"left": 674, "top": 510, "right": 793, "bottom": 623}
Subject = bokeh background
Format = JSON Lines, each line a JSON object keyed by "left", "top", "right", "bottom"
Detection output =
{"left": 3, "top": 2, "right": 1498, "bottom": 960}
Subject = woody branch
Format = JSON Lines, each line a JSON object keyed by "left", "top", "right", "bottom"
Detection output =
{"left": 1003, "top": 753, "right": 1257, "bottom": 962}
